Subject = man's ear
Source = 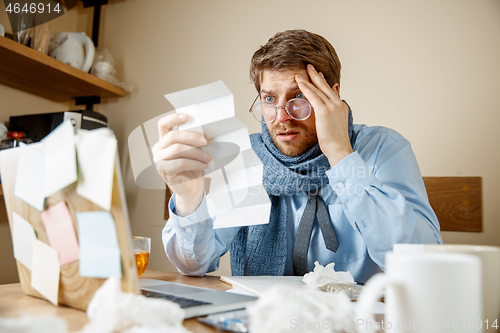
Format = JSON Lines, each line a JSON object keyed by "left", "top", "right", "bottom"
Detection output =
{"left": 332, "top": 83, "right": 340, "bottom": 96}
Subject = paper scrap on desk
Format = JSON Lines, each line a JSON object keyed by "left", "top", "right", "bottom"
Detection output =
{"left": 77, "top": 211, "right": 121, "bottom": 278}
{"left": 31, "top": 239, "right": 60, "bottom": 305}
{"left": 12, "top": 212, "right": 37, "bottom": 270}
{"left": 42, "top": 120, "right": 77, "bottom": 197}
{"left": 164, "top": 81, "right": 271, "bottom": 228}
{"left": 76, "top": 129, "right": 117, "bottom": 211}
{"left": 14, "top": 145, "right": 45, "bottom": 211}
{"left": 41, "top": 201, "right": 79, "bottom": 266}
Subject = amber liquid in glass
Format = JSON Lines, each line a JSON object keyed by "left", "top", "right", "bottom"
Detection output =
{"left": 134, "top": 251, "right": 149, "bottom": 276}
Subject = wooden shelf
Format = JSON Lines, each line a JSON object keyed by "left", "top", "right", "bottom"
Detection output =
{"left": 0, "top": 184, "right": 3, "bottom": 196}
{"left": 0, "top": 36, "right": 125, "bottom": 102}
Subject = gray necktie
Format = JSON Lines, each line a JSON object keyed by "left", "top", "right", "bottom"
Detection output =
{"left": 293, "top": 191, "right": 339, "bottom": 276}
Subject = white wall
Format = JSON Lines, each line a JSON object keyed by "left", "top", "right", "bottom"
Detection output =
{"left": 1, "top": 0, "right": 499, "bottom": 278}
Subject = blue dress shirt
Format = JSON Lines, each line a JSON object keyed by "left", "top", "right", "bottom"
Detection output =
{"left": 162, "top": 125, "right": 442, "bottom": 283}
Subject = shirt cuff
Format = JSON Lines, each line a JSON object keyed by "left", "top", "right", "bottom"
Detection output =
{"left": 166, "top": 192, "right": 212, "bottom": 229}
{"left": 326, "top": 152, "right": 382, "bottom": 203}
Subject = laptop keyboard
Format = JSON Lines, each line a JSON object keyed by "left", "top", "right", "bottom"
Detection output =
{"left": 141, "top": 290, "right": 213, "bottom": 308}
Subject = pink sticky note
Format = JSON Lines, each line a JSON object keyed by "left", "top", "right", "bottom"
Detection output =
{"left": 41, "top": 201, "right": 79, "bottom": 265}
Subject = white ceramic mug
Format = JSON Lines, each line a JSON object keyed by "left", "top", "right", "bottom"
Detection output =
{"left": 427, "top": 245, "right": 500, "bottom": 325}
{"left": 357, "top": 251, "right": 483, "bottom": 333}
{"left": 393, "top": 243, "right": 500, "bottom": 325}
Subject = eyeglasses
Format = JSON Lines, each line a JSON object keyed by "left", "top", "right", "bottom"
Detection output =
{"left": 248, "top": 95, "right": 312, "bottom": 123}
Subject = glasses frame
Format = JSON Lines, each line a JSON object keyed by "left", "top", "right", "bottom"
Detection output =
{"left": 248, "top": 95, "right": 312, "bottom": 123}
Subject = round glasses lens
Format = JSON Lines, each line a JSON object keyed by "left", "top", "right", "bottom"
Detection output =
{"left": 287, "top": 99, "right": 311, "bottom": 119}
{"left": 252, "top": 103, "right": 276, "bottom": 123}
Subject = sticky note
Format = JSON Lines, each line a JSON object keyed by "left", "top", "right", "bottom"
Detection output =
{"left": 76, "top": 129, "right": 117, "bottom": 211}
{"left": 77, "top": 211, "right": 121, "bottom": 278}
{"left": 41, "top": 202, "right": 79, "bottom": 266}
{"left": 31, "top": 239, "right": 60, "bottom": 305}
{"left": 42, "top": 120, "right": 78, "bottom": 197}
{"left": 14, "top": 145, "right": 45, "bottom": 211}
{"left": 12, "top": 212, "right": 37, "bottom": 270}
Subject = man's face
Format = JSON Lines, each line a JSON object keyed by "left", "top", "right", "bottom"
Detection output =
{"left": 261, "top": 69, "right": 318, "bottom": 157}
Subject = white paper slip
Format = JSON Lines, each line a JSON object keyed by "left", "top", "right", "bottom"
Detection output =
{"left": 164, "top": 81, "right": 271, "bottom": 228}
{"left": 165, "top": 80, "right": 234, "bottom": 126}
{"left": 220, "top": 276, "right": 306, "bottom": 297}
{"left": 128, "top": 125, "right": 159, "bottom": 190}
{"left": 42, "top": 120, "right": 77, "bottom": 197}
{"left": 14, "top": 144, "right": 45, "bottom": 211}
{"left": 12, "top": 212, "right": 37, "bottom": 270}
{"left": 31, "top": 239, "right": 61, "bottom": 305}
{"left": 226, "top": 287, "right": 256, "bottom": 297}
{"left": 76, "top": 129, "right": 117, "bottom": 211}
{"left": 77, "top": 211, "right": 121, "bottom": 278}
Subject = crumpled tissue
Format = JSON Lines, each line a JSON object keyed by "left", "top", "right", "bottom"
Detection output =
{"left": 91, "top": 48, "right": 133, "bottom": 93}
{"left": 0, "top": 315, "right": 67, "bottom": 333}
{"left": 247, "top": 284, "right": 355, "bottom": 333}
{"left": 303, "top": 261, "right": 355, "bottom": 288}
{"left": 79, "top": 277, "right": 191, "bottom": 333}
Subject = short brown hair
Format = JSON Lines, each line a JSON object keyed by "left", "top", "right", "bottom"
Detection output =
{"left": 250, "top": 29, "right": 341, "bottom": 92}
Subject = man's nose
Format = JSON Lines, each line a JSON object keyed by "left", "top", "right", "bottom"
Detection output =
{"left": 275, "top": 106, "right": 292, "bottom": 123}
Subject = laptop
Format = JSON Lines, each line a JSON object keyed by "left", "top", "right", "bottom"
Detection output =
{"left": 139, "top": 278, "right": 257, "bottom": 318}
{"left": 0, "top": 130, "right": 256, "bottom": 318}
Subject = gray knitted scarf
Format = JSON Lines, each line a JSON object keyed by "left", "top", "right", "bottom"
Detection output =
{"left": 230, "top": 102, "right": 356, "bottom": 276}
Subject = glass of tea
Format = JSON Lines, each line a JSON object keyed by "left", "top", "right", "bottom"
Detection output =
{"left": 132, "top": 236, "right": 151, "bottom": 277}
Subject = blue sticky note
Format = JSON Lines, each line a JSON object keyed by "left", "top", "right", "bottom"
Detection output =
{"left": 77, "top": 212, "right": 122, "bottom": 278}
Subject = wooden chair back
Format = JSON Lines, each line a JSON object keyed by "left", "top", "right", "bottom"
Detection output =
{"left": 165, "top": 177, "right": 483, "bottom": 232}
{"left": 423, "top": 177, "right": 482, "bottom": 232}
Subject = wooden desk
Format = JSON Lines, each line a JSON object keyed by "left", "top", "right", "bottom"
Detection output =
{"left": 0, "top": 270, "right": 230, "bottom": 332}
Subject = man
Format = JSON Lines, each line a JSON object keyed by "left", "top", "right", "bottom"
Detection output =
{"left": 153, "top": 29, "right": 442, "bottom": 283}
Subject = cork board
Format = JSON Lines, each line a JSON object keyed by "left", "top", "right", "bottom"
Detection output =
{"left": 0, "top": 145, "right": 138, "bottom": 310}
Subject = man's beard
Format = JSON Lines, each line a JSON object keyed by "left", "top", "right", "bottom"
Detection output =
{"left": 268, "top": 123, "right": 318, "bottom": 157}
